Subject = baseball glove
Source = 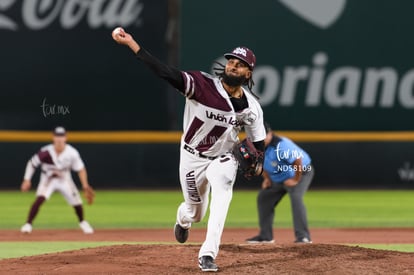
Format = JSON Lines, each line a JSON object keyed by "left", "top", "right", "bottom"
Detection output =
{"left": 233, "top": 138, "right": 264, "bottom": 179}
{"left": 83, "top": 185, "right": 95, "bottom": 205}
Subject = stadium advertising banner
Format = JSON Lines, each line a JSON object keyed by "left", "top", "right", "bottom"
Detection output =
{"left": 0, "top": 0, "right": 168, "bottom": 130}
{"left": 181, "top": 0, "right": 414, "bottom": 131}
{"left": 180, "top": 0, "right": 414, "bottom": 189}
{"left": 1, "top": 1, "right": 413, "bottom": 189}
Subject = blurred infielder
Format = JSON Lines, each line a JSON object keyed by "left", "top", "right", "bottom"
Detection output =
{"left": 20, "top": 127, "right": 95, "bottom": 234}
{"left": 112, "top": 28, "right": 266, "bottom": 272}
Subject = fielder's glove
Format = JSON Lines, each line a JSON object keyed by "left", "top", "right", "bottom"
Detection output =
{"left": 233, "top": 138, "right": 264, "bottom": 179}
{"left": 83, "top": 185, "right": 95, "bottom": 205}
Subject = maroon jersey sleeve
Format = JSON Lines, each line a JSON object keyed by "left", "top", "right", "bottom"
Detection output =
{"left": 181, "top": 71, "right": 232, "bottom": 112}
{"left": 37, "top": 150, "right": 54, "bottom": 165}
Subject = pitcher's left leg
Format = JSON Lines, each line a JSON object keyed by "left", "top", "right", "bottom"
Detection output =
{"left": 199, "top": 154, "right": 237, "bottom": 259}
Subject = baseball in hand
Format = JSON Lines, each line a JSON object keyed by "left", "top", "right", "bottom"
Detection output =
{"left": 112, "top": 27, "right": 124, "bottom": 38}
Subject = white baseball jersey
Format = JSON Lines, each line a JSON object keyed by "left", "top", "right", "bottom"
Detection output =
{"left": 25, "top": 144, "right": 84, "bottom": 181}
{"left": 180, "top": 71, "right": 266, "bottom": 156}
{"left": 176, "top": 70, "right": 266, "bottom": 260}
{"left": 24, "top": 144, "right": 85, "bottom": 205}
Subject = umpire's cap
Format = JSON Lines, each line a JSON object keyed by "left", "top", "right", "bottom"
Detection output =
{"left": 53, "top": 126, "right": 66, "bottom": 136}
{"left": 224, "top": 46, "right": 256, "bottom": 70}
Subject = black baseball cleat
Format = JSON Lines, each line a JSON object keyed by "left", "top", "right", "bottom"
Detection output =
{"left": 198, "top": 256, "right": 218, "bottom": 272}
{"left": 174, "top": 223, "right": 189, "bottom": 243}
{"left": 246, "top": 235, "right": 275, "bottom": 244}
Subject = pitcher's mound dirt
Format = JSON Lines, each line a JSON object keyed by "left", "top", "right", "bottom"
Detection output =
{"left": 1, "top": 228, "right": 414, "bottom": 274}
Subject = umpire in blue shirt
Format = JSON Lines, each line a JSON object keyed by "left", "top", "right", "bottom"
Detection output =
{"left": 247, "top": 123, "right": 314, "bottom": 243}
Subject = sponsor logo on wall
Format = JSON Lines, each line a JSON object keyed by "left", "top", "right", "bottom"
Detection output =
{"left": 279, "top": 0, "right": 346, "bottom": 29}
{"left": 213, "top": 1, "right": 414, "bottom": 109}
{"left": 213, "top": 52, "right": 414, "bottom": 109}
{"left": 0, "top": 0, "right": 143, "bottom": 30}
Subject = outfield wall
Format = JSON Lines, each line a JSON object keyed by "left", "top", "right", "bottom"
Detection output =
{"left": 180, "top": 0, "right": 414, "bottom": 131}
{"left": 1, "top": 1, "right": 413, "bottom": 132}
{"left": 1, "top": 131, "right": 413, "bottom": 190}
{"left": 1, "top": 2, "right": 414, "bottom": 189}
{"left": 0, "top": 0, "right": 171, "bottom": 130}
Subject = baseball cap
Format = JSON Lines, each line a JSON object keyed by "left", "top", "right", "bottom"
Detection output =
{"left": 53, "top": 126, "right": 66, "bottom": 136}
{"left": 224, "top": 46, "right": 256, "bottom": 70}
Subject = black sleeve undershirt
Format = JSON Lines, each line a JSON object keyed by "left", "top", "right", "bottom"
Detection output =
{"left": 136, "top": 47, "right": 185, "bottom": 91}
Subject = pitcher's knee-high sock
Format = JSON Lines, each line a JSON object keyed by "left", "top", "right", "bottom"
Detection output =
{"left": 74, "top": 205, "right": 84, "bottom": 222}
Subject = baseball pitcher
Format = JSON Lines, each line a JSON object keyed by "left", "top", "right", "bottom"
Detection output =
{"left": 20, "top": 127, "right": 95, "bottom": 234}
{"left": 112, "top": 28, "right": 266, "bottom": 272}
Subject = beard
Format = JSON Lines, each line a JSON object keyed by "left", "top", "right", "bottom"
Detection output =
{"left": 222, "top": 72, "right": 247, "bottom": 87}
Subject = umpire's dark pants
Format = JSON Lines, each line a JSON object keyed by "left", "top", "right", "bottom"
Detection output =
{"left": 257, "top": 167, "right": 314, "bottom": 241}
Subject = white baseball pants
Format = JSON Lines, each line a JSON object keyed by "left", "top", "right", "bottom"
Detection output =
{"left": 176, "top": 147, "right": 238, "bottom": 259}
{"left": 36, "top": 176, "right": 83, "bottom": 206}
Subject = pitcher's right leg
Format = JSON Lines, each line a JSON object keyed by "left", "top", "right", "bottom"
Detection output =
{"left": 175, "top": 149, "right": 210, "bottom": 243}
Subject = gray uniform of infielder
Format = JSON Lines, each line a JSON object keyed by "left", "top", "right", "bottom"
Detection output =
{"left": 112, "top": 28, "right": 266, "bottom": 272}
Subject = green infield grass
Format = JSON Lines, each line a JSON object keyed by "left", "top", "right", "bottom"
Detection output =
{"left": 356, "top": 244, "right": 414, "bottom": 253}
{"left": 1, "top": 190, "right": 414, "bottom": 229}
{"left": 1, "top": 190, "right": 414, "bottom": 259}
{"left": 0, "top": 242, "right": 138, "bottom": 259}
